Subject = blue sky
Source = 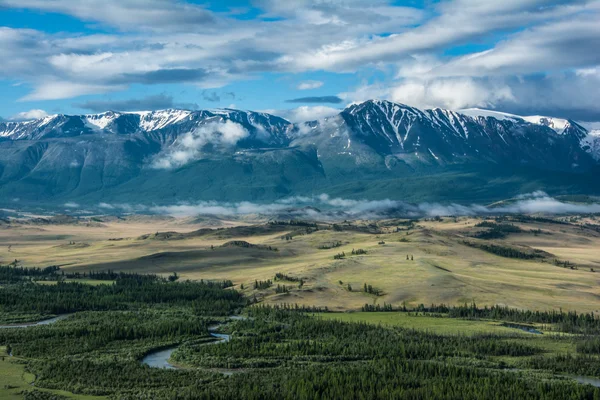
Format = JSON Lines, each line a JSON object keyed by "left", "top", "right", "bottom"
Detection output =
{"left": 0, "top": 0, "right": 599, "bottom": 122}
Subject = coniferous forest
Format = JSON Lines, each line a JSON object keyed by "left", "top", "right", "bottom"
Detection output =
{"left": 0, "top": 267, "right": 599, "bottom": 399}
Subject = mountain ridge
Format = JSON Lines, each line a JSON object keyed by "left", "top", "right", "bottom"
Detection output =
{"left": 0, "top": 100, "right": 598, "bottom": 208}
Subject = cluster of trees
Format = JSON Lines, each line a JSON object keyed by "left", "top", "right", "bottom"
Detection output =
{"left": 0, "top": 276, "right": 242, "bottom": 316}
{"left": 30, "top": 354, "right": 598, "bottom": 400}
{"left": 527, "top": 353, "right": 600, "bottom": 378}
{"left": 175, "top": 307, "right": 543, "bottom": 371}
{"left": 3, "top": 284, "right": 600, "bottom": 400}
{"left": 275, "top": 284, "right": 289, "bottom": 294}
{"left": 274, "top": 273, "right": 304, "bottom": 289}
{"left": 0, "top": 264, "right": 190, "bottom": 285}
{"left": 362, "top": 303, "right": 393, "bottom": 312}
{"left": 274, "top": 273, "right": 301, "bottom": 282}
{"left": 0, "top": 310, "right": 213, "bottom": 359}
{"left": 318, "top": 241, "right": 342, "bottom": 250}
{"left": 363, "top": 283, "right": 382, "bottom": 296}
{"left": 530, "top": 228, "right": 544, "bottom": 236}
{"left": 462, "top": 241, "right": 543, "bottom": 260}
{"left": 0, "top": 265, "right": 60, "bottom": 283}
{"left": 61, "top": 270, "right": 161, "bottom": 281}
{"left": 252, "top": 303, "right": 329, "bottom": 313}
{"left": 332, "top": 223, "right": 381, "bottom": 234}
{"left": 554, "top": 259, "right": 578, "bottom": 270}
{"left": 253, "top": 280, "right": 273, "bottom": 290}
{"left": 269, "top": 220, "right": 317, "bottom": 228}
{"left": 329, "top": 302, "right": 600, "bottom": 335}
{"left": 473, "top": 222, "right": 522, "bottom": 240}
{"left": 509, "top": 215, "right": 569, "bottom": 225}
{"left": 333, "top": 249, "right": 366, "bottom": 259}
{"left": 431, "top": 303, "right": 600, "bottom": 334}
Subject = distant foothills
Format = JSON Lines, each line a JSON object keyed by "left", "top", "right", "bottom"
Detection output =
{"left": 0, "top": 100, "right": 599, "bottom": 208}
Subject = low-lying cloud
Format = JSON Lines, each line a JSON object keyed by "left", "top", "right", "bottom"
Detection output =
{"left": 151, "top": 121, "right": 249, "bottom": 169}
{"left": 9, "top": 109, "right": 49, "bottom": 121}
{"left": 85, "top": 192, "right": 600, "bottom": 219}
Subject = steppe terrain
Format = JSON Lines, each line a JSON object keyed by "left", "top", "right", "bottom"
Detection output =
{"left": 2, "top": 213, "right": 599, "bottom": 313}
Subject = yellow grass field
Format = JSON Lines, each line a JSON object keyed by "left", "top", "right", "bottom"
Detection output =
{"left": 1, "top": 216, "right": 600, "bottom": 313}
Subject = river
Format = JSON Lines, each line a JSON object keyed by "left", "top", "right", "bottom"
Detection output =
{"left": 141, "top": 319, "right": 234, "bottom": 370}
{"left": 0, "top": 314, "right": 72, "bottom": 329}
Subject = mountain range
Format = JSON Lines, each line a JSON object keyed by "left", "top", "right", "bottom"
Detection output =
{"left": 1, "top": 100, "right": 599, "bottom": 209}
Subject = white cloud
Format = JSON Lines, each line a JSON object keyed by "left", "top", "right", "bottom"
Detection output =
{"left": 152, "top": 121, "right": 249, "bottom": 169}
{"left": 19, "top": 81, "right": 124, "bottom": 101}
{"left": 9, "top": 109, "right": 48, "bottom": 121}
{"left": 391, "top": 78, "right": 515, "bottom": 110}
{"left": 0, "top": 0, "right": 599, "bottom": 121}
{"left": 97, "top": 192, "right": 600, "bottom": 218}
{"left": 0, "top": 0, "right": 215, "bottom": 32}
{"left": 270, "top": 106, "right": 341, "bottom": 123}
{"left": 426, "top": 16, "right": 600, "bottom": 78}
{"left": 297, "top": 80, "right": 324, "bottom": 90}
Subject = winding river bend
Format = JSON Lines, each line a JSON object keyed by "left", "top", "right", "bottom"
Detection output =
{"left": 141, "top": 321, "right": 233, "bottom": 370}
{"left": 0, "top": 314, "right": 72, "bottom": 329}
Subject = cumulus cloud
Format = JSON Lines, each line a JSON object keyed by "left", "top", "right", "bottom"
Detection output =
{"left": 342, "top": 72, "right": 600, "bottom": 121}
{"left": 297, "top": 80, "right": 324, "bottom": 90}
{"left": 391, "top": 77, "right": 515, "bottom": 111}
{"left": 1, "top": 0, "right": 600, "bottom": 122}
{"left": 0, "top": 0, "right": 424, "bottom": 101}
{"left": 151, "top": 121, "right": 249, "bottom": 169}
{"left": 269, "top": 106, "right": 341, "bottom": 123}
{"left": 9, "top": 109, "right": 48, "bottom": 121}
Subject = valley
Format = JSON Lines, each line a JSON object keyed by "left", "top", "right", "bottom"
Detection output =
{"left": 1, "top": 211, "right": 600, "bottom": 398}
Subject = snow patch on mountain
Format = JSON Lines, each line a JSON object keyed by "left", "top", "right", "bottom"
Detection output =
{"left": 521, "top": 116, "right": 569, "bottom": 133}
{"left": 85, "top": 112, "right": 119, "bottom": 130}
{"left": 458, "top": 108, "right": 522, "bottom": 122}
{"left": 136, "top": 110, "right": 192, "bottom": 131}
{"left": 458, "top": 108, "right": 570, "bottom": 134}
{"left": 581, "top": 130, "right": 600, "bottom": 161}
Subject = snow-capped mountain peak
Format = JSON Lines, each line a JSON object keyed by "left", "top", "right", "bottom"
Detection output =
{"left": 457, "top": 108, "right": 572, "bottom": 134}
{"left": 457, "top": 108, "right": 523, "bottom": 122}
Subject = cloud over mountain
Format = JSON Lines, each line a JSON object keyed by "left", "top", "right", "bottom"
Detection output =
{"left": 151, "top": 120, "right": 249, "bottom": 169}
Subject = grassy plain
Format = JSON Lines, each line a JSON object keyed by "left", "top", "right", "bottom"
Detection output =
{"left": 315, "top": 311, "right": 546, "bottom": 335}
{"left": 1, "top": 215, "right": 600, "bottom": 313}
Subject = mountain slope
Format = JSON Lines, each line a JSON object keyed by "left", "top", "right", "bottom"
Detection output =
{"left": 293, "top": 100, "right": 595, "bottom": 171}
{"left": 0, "top": 101, "right": 598, "bottom": 208}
